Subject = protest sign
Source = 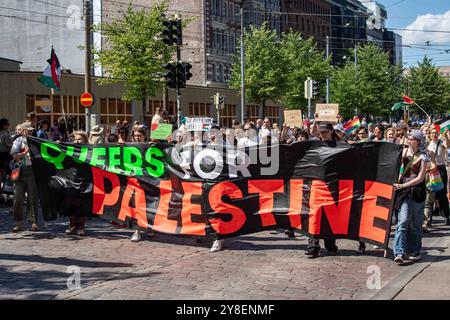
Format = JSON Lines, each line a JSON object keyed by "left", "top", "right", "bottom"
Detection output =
{"left": 185, "top": 117, "right": 214, "bottom": 131}
{"left": 151, "top": 123, "right": 173, "bottom": 140}
{"left": 315, "top": 104, "right": 339, "bottom": 122}
{"left": 284, "top": 110, "right": 303, "bottom": 127}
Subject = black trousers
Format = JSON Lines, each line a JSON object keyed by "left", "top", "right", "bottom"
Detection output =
{"left": 307, "top": 237, "right": 338, "bottom": 252}
{"left": 435, "top": 165, "right": 450, "bottom": 219}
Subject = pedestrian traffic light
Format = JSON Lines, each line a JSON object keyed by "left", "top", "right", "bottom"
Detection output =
{"left": 162, "top": 62, "right": 177, "bottom": 88}
{"left": 312, "top": 80, "right": 320, "bottom": 97}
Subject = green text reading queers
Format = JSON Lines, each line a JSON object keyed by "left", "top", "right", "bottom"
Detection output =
{"left": 40, "top": 142, "right": 165, "bottom": 177}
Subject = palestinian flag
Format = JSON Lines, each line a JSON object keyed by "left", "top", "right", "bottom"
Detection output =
{"left": 402, "top": 94, "right": 415, "bottom": 104}
{"left": 434, "top": 116, "right": 450, "bottom": 134}
{"left": 38, "top": 48, "right": 61, "bottom": 91}
{"left": 343, "top": 117, "right": 361, "bottom": 135}
{"left": 392, "top": 102, "right": 410, "bottom": 111}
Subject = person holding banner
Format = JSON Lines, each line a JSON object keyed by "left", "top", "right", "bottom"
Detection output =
{"left": 393, "top": 130, "right": 428, "bottom": 264}
{"left": 64, "top": 131, "right": 90, "bottom": 236}
{"left": 305, "top": 123, "right": 339, "bottom": 258}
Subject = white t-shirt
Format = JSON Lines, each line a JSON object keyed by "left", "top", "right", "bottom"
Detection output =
{"left": 237, "top": 137, "right": 257, "bottom": 149}
{"left": 428, "top": 139, "right": 447, "bottom": 166}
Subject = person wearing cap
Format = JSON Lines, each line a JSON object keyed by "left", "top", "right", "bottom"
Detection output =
{"left": 392, "top": 129, "right": 428, "bottom": 264}
{"left": 427, "top": 126, "right": 450, "bottom": 226}
{"left": 10, "top": 122, "right": 40, "bottom": 232}
{"left": 305, "top": 122, "right": 339, "bottom": 258}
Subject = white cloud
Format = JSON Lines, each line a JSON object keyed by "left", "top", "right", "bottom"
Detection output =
{"left": 400, "top": 10, "right": 450, "bottom": 45}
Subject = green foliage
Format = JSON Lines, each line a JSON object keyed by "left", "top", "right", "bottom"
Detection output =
{"left": 92, "top": 1, "right": 175, "bottom": 101}
{"left": 229, "top": 23, "right": 288, "bottom": 106}
{"left": 403, "top": 56, "right": 450, "bottom": 117}
{"left": 279, "top": 32, "right": 332, "bottom": 111}
{"left": 331, "top": 44, "right": 402, "bottom": 118}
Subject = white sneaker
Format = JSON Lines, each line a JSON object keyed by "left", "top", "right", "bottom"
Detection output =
{"left": 130, "top": 230, "right": 141, "bottom": 242}
{"left": 210, "top": 239, "right": 224, "bottom": 252}
{"left": 373, "top": 245, "right": 380, "bottom": 249}
{"left": 409, "top": 253, "right": 422, "bottom": 261}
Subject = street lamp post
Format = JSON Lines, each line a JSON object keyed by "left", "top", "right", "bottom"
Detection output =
{"left": 240, "top": 6, "right": 245, "bottom": 124}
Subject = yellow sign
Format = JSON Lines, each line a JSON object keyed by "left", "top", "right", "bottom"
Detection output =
{"left": 315, "top": 104, "right": 339, "bottom": 123}
{"left": 284, "top": 110, "right": 303, "bottom": 127}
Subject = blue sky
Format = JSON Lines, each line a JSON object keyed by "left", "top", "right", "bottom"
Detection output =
{"left": 374, "top": 0, "right": 450, "bottom": 67}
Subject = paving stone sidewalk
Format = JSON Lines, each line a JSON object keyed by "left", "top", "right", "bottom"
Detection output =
{"left": 0, "top": 206, "right": 449, "bottom": 300}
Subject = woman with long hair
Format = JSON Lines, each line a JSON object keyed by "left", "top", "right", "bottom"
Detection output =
{"left": 392, "top": 130, "right": 428, "bottom": 264}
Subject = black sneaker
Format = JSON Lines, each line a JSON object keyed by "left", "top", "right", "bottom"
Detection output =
{"left": 326, "top": 250, "right": 338, "bottom": 256}
{"left": 305, "top": 249, "right": 319, "bottom": 258}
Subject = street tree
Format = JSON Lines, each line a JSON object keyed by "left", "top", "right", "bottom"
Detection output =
{"left": 229, "top": 23, "right": 288, "bottom": 111}
{"left": 92, "top": 1, "right": 174, "bottom": 105}
{"left": 331, "top": 44, "right": 402, "bottom": 118}
{"left": 279, "top": 32, "right": 332, "bottom": 111}
{"left": 403, "top": 56, "right": 450, "bottom": 118}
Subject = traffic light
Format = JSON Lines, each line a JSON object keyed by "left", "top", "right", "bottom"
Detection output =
{"left": 162, "top": 19, "right": 175, "bottom": 46}
{"left": 176, "top": 62, "right": 186, "bottom": 88}
{"left": 173, "top": 18, "right": 182, "bottom": 46}
{"left": 184, "top": 62, "right": 192, "bottom": 81}
{"left": 162, "top": 18, "right": 182, "bottom": 46}
{"left": 219, "top": 94, "right": 224, "bottom": 108}
{"left": 162, "top": 62, "right": 177, "bottom": 88}
{"left": 312, "top": 80, "right": 319, "bottom": 97}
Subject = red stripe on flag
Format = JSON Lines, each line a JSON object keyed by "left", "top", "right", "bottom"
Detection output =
{"left": 50, "top": 51, "right": 60, "bottom": 90}
{"left": 402, "top": 94, "right": 414, "bottom": 104}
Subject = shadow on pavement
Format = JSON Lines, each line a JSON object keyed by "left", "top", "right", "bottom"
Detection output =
{"left": 0, "top": 253, "right": 134, "bottom": 268}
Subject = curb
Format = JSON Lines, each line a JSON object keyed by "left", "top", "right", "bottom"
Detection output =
{"left": 370, "top": 236, "right": 449, "bottom": 300}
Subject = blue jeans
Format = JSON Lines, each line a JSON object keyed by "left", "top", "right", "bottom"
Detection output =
{"left": 393, "top": 195, "right": 425, "bottom": 257}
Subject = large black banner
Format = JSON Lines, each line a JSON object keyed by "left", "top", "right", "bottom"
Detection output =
{"left": 28, "top": 137, "right": 402, "bottom": 247}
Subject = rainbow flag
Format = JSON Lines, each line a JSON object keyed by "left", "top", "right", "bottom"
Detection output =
{"left": 343, "top": 117, "right": 361, "bottom": 135}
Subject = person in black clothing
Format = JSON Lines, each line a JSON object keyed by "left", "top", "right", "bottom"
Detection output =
{"left": 305, "top": 122, "right": 339, "bottom": 258}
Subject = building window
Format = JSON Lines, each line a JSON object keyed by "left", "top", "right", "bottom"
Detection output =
{"left": 219, "top": 64, "right": 224, "bottom": 82}
{"left": 148, "top": 100, "right": 176, "bottom": 124}
{"left": 263, "top": 105, "right": 280, "bottom": 125}
{"left": 189, "top": 102, "right": 211, "bottom": 117}
{"left": 212, "top": 63, "right": 216, "bottom": 81}
{"left": 219, "top": 104, "right": 236, "bottom": 128}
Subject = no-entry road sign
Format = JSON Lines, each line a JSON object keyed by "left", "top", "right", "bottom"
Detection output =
{"left": 80, "top": 92, "right": 94, "bottom": 107}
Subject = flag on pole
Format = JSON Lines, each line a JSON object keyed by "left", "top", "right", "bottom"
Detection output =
{"left": 402, "top": 94, "right": 414, "bottom": 104}
{"left": 38, "top": 47, "right": 61, "bottom": 91}
{"left": 391, "top": 102, "right": 410, "bottom": 111}
{"left": 343, "top": 117, "right": 361, "bottom": 135}
{"left": 434, "top": 116, "right": 450, "bottom": 133}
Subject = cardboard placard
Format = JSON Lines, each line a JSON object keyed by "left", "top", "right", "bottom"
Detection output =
{"left": 315, "top": 104, "right": 339, "bottom": 123}
{"left": 185, "top": 117, "right": 214, "bottom": 131}
{"left": 284, "top": 110, "right": 303, "bottom": 127}
{"left": 150, "top": 123, "right": 173, "bottom": 140}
